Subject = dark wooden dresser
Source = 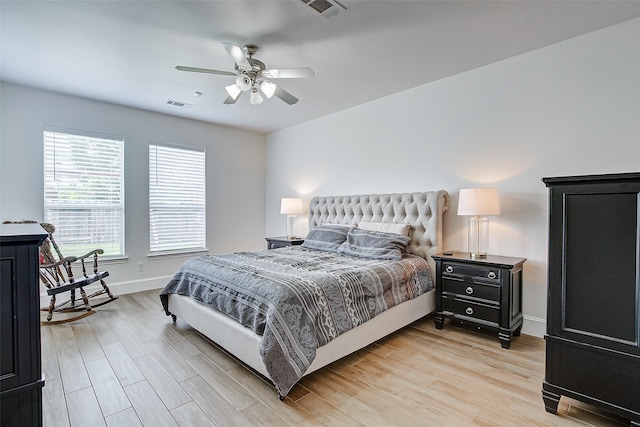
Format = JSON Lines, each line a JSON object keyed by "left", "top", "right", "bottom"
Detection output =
{"left": 542, "top": 172, "right": 640, "bottom": 426}
{"left": 1, "top": 223, "right": 47, "bottom": 427}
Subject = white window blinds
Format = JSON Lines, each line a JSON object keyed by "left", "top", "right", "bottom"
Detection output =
{"left": 149, "top": 143, "right": 206, "bottom": 253}
{"left": 43, "top": 126, "right": 125, "bottom": 257}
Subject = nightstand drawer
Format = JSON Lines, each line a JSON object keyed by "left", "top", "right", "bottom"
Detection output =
{"left": 268, "top": 240, "right": 290, "bottom": 249}
{"left": 265, "top": 237, "right": 304, "bottom": 250}
{"left": 442, "top": 277, "right": 500, "bottom": 302}
{"left": 443, "top": 297, "right": 500, "bottom": 324}
{"left": 442, "top": 262, "right": 501, "bottom": 283}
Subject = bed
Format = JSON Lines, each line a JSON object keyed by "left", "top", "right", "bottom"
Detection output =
{"left": 160, "top": 191, "right": 449, "bottom": 399}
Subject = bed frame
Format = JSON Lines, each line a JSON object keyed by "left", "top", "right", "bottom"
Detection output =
{"left": 166, "top": 191, "right": 449, "bottom": 390}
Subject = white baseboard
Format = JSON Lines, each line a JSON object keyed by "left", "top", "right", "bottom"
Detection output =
{"left": 39, "top": 275, "right": 172, "bottom": 307}
{"left": 39, "top": 276, "right": 549, "bottom": 340}
{"left": 522, "top": 315, "right": 546, "bottom": 338}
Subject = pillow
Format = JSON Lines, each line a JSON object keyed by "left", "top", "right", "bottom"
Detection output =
{"left": 337, "top": 228, "right": 411, "bottom": 260}
{"left": 301, "top": 225, "right": 350, "bottom": 253}
{"left": 358, "top": 221, "right": 410, "bottom": 237}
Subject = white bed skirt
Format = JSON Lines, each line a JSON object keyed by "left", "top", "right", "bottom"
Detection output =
{"left": 167, "top": 289, "right": 435, "bottom": 380}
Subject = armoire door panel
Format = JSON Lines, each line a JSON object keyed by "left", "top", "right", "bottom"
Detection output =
{"left": 0, "top": 257, "right": 16, "bottom": 381}
{"left": 547, "top": 338, "right": 640, "bottom": 414}
{"left": 562, "top": 192, "right": 639, "bottom": 346}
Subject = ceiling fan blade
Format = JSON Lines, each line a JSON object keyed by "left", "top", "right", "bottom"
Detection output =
{"left": 273, "top": 86, "right": 299, "bottom": 105}
{"left": 221, "top": 42, "right": 251, "bottom": 69}
{"left": 175, "top": 66, "right": 236, "bottom": 76}
{"left": 223, "top": 91, "right": 242, "bottom": 104}
{"left": 263, "top": 68, "right": 315, "bottom": 79}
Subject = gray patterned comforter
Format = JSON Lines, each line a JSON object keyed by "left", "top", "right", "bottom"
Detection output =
{"left": 159, "top": 246, "right": 432, "bottom": 397}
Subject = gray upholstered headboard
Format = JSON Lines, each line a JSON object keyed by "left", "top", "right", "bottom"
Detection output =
{"left": 308, "top": 191, "right": 450, "bottom": 274}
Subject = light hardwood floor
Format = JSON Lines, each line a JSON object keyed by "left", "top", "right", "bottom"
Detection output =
{"left": 41, "top": 290, "right": 630, "bottom": 427}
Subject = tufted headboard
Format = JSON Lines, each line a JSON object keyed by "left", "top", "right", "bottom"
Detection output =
{"left": 308, "top": 191, "right": 450, "bottom": 274}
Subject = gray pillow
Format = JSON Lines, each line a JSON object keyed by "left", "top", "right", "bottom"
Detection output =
{"left": 302, "top": 225, "right": 351, "bottom": 253}
{"left": 337, "top": 228, "right": 410, "bottom": 260}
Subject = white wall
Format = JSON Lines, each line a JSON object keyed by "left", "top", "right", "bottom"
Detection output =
{"left": 0, "top": 83, "right": 267, "bottom": 298}
{"left": 266, "top": 18, "right": 640, "bottom": 337}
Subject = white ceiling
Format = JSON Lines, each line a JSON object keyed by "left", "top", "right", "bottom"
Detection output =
{"left": 2, "top": 1, "right": 640, "bottom": 134}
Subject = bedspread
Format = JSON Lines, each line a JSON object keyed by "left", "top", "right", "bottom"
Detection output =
{"left": 159, "top": 246, "right": 432, "bottom": 397}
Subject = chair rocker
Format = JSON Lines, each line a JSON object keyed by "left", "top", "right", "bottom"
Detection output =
{"left": 5, "top": 221, "right": 119, "bottom": 324}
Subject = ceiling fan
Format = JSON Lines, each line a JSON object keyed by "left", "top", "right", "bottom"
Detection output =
{"left": 176, "top": 42, "right": 314, "bottom": 105}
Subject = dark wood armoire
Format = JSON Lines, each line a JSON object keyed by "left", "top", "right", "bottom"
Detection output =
{"left": 1, "top": 223, "right": 47, "bottom": 427}
{"left": 542, "top": 172, "right": 640, "bottom": 426}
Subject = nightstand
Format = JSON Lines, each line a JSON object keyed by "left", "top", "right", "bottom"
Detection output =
{"left": 431, "top": 252, "right": 526, "bottom": 349}
{"left": 265, "top": 236, "right": 304, "bottom": 250}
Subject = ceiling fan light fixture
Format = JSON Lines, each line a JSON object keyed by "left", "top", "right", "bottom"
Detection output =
{"left": 260, "top": 80, "right": 276, "bottom": 98}
{"left": 250, "top": 88, "right": 264, "bottom": 105}
{"left": 177, "top": 42, "right": 312, "bottom": 106}
{"left": 236, "top": 74, "right": 252, "bottom": 91}
{"left": 225, "top": 84, "right": 242, "bottom": 100}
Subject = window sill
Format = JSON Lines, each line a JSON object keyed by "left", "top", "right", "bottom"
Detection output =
{"left": 100, "top": 256, "right": 129, "bottom": 265}
{"left": 147, "top": 248, "right": 209, "bottom": 259}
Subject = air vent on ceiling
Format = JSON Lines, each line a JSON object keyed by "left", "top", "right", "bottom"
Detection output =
{"left": 166, "top": 99, "right": 193, "bottom": 108}
{"left": 300, "top": 0, "right": 345, "bottom": 18}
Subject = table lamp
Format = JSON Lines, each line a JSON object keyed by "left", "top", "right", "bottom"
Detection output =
{"left": 280, "top": 198, "right": 303, "bottom": 239}
{"left": 457, "top": 188, "right": 501, "bottom": 258}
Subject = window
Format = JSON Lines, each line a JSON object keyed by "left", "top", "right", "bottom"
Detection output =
{"left": 149, "top": 143, "right": 206, "bottom": 253}
{"left": 43, "top": 126, "right": 125, "bottom": 257}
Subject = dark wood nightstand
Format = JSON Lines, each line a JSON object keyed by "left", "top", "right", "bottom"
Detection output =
{"left": 265, "top": 236, "right": 304, "bottom": 250}
{"left": 431, "top": 252, "right": 526, "bottom": 349}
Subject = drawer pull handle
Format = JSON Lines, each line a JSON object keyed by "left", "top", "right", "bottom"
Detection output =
{"left": 445, "top": 266, "right": 454, "bottom": 273}
{"left": 465, "top": 307, "right": 474, "bottom": 315}
{"left": 487, "top": 272, "right": 497, "bottom": 279}
{"left": 465, "top": 286, "right": 473, "bottom": 295}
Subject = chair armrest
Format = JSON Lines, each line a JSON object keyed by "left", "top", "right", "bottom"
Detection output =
{"left": 76, "top": 249, "right": 104, "bottom": 261}
{"left": 41, "top": 256, "right": 78, "bottom": 269}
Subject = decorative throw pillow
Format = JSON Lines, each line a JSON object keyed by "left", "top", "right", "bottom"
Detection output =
{"left": 302, "top": 225, "right": 351, "bottom": 253}
{"left": 358, "top": 221, "right": 411, "bottom": 236}
{"left": 337, "top": 228, "right": 411, "bottom": 260}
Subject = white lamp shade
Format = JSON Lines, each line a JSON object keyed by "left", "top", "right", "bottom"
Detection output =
{"left": 457, "top": 188, "right": 501, "bottom": 216}
{"left": 250, "top": 88, "right": 264, "bottom": 105}
{"left": 260, "top": 81, "right": 276, "bottom": 98}
{"left": 280, "top": 198, "right": 303, "bottom": 215}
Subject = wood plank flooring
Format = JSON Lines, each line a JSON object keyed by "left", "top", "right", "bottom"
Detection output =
{"left": 41, "top": 290, "right": 630, "bottom": 426}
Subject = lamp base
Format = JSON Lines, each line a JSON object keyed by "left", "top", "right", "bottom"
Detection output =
{"left": 468, "top": 215, "right": 490, "bottom": 259}
{"left": 470, "top": 252, "right": 487, "bottom": 259}
{"left": 285, "top": 214, "right": 296, "bottom": 240}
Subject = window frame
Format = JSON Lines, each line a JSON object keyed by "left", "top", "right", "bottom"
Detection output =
{"left": 148, "top": 142, "right": 207, "bottom": 255}
{"left": 43, "top": 125, "right": 125, "bottom": 259}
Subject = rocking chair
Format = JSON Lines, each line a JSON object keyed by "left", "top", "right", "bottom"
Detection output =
{"left": 3, "top": 220, "right": 118, "bottom": 324}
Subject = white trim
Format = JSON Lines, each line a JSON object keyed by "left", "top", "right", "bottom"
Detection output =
{"left": 39, "top": 275, "right": 171, "bottom": 307}
{"left": 43, "top": 124, "right": 123, "bottom": 142}
{"left": 37, "top": 273, "right": 549, "bottom": 340}
{"left": 147, "top": 249, "right": 208, "bottom": 259}
{"left": 522, "top": 314, "right": 546, "bottom": 338}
